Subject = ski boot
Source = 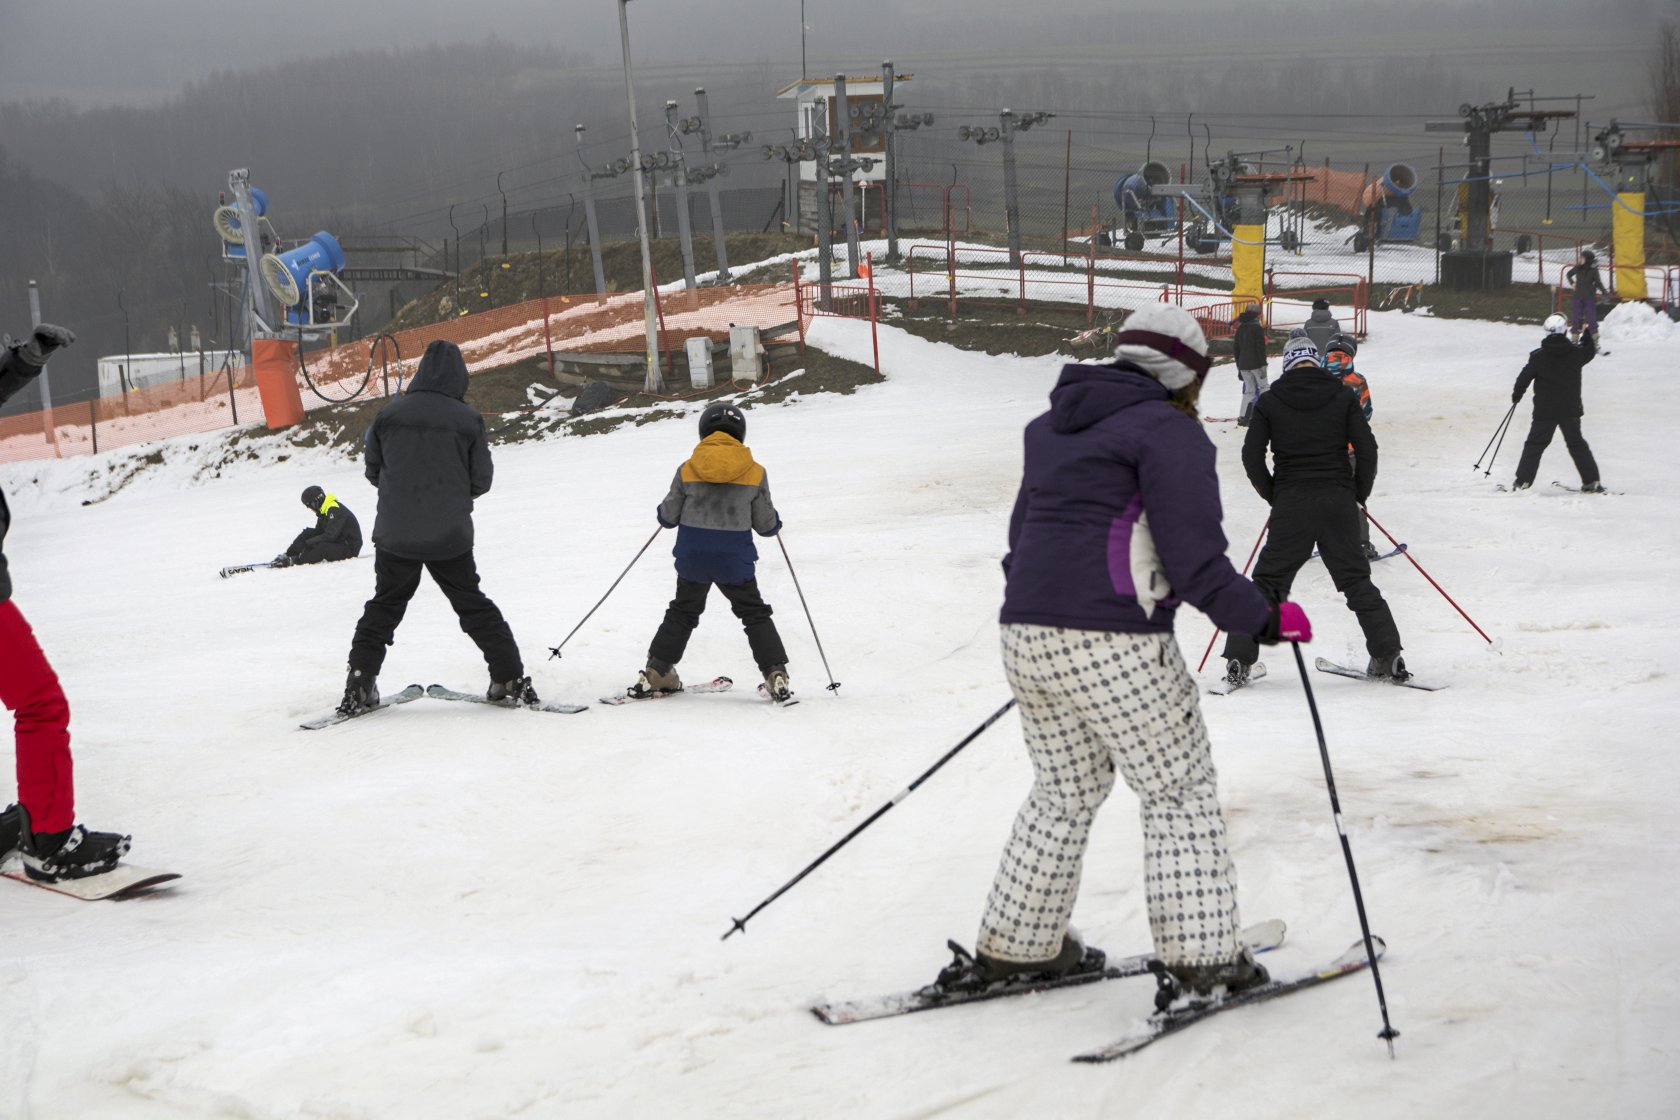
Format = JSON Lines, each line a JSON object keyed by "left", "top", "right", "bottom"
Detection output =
{"left": 1510, "top": 480, "right": 1532, "bottom": 491}
{"left": 1, "top": 802, "right": 22, "bottom": 863}
{"left": 1366, "top": 652, "right": 1412, "bottom": 683}
{"left": 1223, "top": 659, "right": 1251, "bottom": 688}
{"left": 1360, "top": 540, "right": 1383, "bottom": 561}
{"left": 487, "top": 675, "right": 540, "bottom": 705}
{"left": 336, "top": 668, "right": 379, "bottom": 717}
{"left": 762, "top": 664, "right": 792, "bottom": 704}
{"left": 924, "top": 932, "right": 1104, "bottom": 997}
{"left": 13, "top": 804, "right": 130, "bottom": 883}
{"left": 626, "top": 663, "right": 682, "bottom": 700}
{"left": 1579, "top": 481, "right": 1607, "bottom": 494}
{"left": 1150, "top": 949, "right": 1269, "bottom": 1012}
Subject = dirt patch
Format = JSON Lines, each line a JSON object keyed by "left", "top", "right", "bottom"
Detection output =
{"left": 1372, "top": 281, "right": 1561, "bottom": 324}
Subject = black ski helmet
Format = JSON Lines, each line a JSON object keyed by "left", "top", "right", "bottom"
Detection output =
{"left": 301, "top": 485, "right": 326, "bottom": 511}
{"left": 698, "top": 402, "right": 746, "bottom": 442}
{"left": 1325, "top": 333, "right": 1358, "bottom": 358}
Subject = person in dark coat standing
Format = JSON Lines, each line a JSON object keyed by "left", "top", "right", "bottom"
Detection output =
{"left": 1563, "top": 251, "right": 1607, "bottom": 340}
{"left": 338, "top": 340, "right": 535, "bottom": 715}
{"left": 1230, "top": 305, "right": 1268, "bottom": 427}
{"left": 1302, "top": 298, "right": 1341, "bottom": 354}
{"left": 0, "top": 323, "right": 133, "bottom": 883}
{"left": 1221, "top": 335, "right": 1408, "bottom": 682}
{"left": 927, "top": 303, "right": 1312, "bottom": 1004}
{"left": 276, "top": 485, "right": 362, "bottom": 567}
{"left": 1511, "top": 314, "right": 1603, "bottom": 492}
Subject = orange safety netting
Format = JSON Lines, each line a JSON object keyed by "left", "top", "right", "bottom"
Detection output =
{"left": 0, "top": 283, "right": 798, "bottom": 466}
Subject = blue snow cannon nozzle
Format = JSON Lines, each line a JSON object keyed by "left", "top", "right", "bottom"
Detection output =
{"left": 261, "top": 231, "right": 346, "bottom": 307}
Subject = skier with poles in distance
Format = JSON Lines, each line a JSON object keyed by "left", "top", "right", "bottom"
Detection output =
{"left": 1563, "top": 250, "right": 1608, "bottom": 342}
{"left": 624, "top": 401, "right": 791, "bottom": 703}
{"left": 1230, "top": 305, "right": 1268, "bottom": 428}
{"left": 1221, "top": 335, "right": 1407, "bottom": 685}
{"left": 928, "top": 303, "right": 1312, "bottom": 1003}
{"left": 337, "top": 339, "right": 538, "bottom": 717}
{"left": 273, "top": 485, "right": 362, "bottom": 569}
{"left": 1323, "top": 334, "right": 1383, "bottom": 561}
{"left": 0, "top": 323, "right": 134, "bottom": 882}
{"left": 1510, "top": 314, "right": 1604, "bottom": 493}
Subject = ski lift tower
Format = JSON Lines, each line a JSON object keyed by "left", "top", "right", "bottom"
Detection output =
{"left": 1590, "top": 121, "right": 1680, "bottom": 301}
{"left": 1426, "top": 90, "right": 1576, "bottom": 290}
{"left": 1216, "top": 151, "right": 1312, "bottom": 312}
{"left": 215, "top": 168, "right": 359, "bottom": 428}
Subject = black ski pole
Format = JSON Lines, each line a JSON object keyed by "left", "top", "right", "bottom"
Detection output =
{"left": 548, "top": 527, "right": 663, "bottom": 659}
{"left": 1484, "top": 404, "right": 1517, "bottom": 478}
{"left": 776, "top": 533, "right": 840, "bottom": 693}
{"left": 722, "top": 697, "right": 1017, "bottom": 940}
{"left": 1473, "top": 402, "right": 1516, "bottom": 473}
{"left": 1291, "top": 642, "right": 1401, "bottom": 1058}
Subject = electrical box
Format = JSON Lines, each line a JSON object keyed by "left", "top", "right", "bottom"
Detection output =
{"left": 685, "top": 337, "right": 714, "bottom": 390}
{"left": 729, "top": 325, "right": 764, "bottom": 382}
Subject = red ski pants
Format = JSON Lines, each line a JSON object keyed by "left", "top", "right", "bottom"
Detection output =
{"left": 0, "top": 600, "right": 74, "bottom": 833}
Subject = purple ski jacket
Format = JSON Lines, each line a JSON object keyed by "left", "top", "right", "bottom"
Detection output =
{"left": 1001, "top": 360, "right": 1270, "bottom": 637}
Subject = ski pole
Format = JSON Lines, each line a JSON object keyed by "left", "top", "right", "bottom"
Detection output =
{"left": 1483, "top": 404, "right": 1517, "bottom": 478}
{"left": 548, "top": 527, "right": 663, "bottom": 659}
{"left": 776, "top": 533, "right": 841, "bottom": 694}
{"left": 1290, "top": 642, "right": 1401, "bottom": 1058}
{"left": 1472, "top": 403, "right": 1517, "bottom": 473}
{"left": 1196, "top": 516, "right": 1270, "bottom": 673}
{"left": 1363, "top": 509, "right": 1494, "bottom": 645}
{"left": 722, "top": 697, "right": 1017, "bottom": 939}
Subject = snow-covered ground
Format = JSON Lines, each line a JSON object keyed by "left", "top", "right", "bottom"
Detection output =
{"left": 1, "top": 302, "right": 1677, "bottom": 1119}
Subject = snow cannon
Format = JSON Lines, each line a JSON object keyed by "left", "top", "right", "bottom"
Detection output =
{"left": 1354, "top": 163, "right": 1423, "bottom": 250}
{"left": 261, "top": 231, "right": 346, "bottom": 308}
{"left": 1110, "top": 161, "right": 1175, "bottom": 250}
{"left": 213, "top": 187, "right": 269, "bottom": 259}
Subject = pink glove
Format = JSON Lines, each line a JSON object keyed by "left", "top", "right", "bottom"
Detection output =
{"left": 1276, "top": 601, "right": 1312, "bottom": 643}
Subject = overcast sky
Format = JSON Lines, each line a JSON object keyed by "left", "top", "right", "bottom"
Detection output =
{"left": 0, "top": 0, "right": 1668, "bottom": 108}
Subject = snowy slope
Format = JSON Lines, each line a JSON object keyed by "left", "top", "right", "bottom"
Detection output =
{"left": 0, "top": 305, "right": 1676, "bottom": 1119}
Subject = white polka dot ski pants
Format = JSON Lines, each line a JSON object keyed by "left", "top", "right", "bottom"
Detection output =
{"left": 976, "top": 624, "right": 1244, "bottom": 968}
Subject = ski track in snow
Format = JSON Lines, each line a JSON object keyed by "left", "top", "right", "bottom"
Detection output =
{"left": 0, "top": 302, "right": 1676, "bottom": 1118}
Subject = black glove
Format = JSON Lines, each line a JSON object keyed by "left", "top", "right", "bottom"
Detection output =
{"left": 21, "top": 324, "right": 75, "bottom": 366}
{"left": 1511, "top": 391, "right": 1522, "bottom": 405}
{"left": 272, "top": 554, "right": 293, "bottom": 568}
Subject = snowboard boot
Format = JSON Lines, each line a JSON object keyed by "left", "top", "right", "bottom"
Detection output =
{"left": 487, "top": 675, "right": 540, "bottom": 705}
{"left": 14, "top": 804, "right": 130, "bottom": 883}
{"left": 1223, "top": 659, "right": 1251, "bottom": 687}
{"left": 627, "top": 664, "right": 682, "bottom": 699}
{"left": 337, "top": 667, "right": 379, "bottom": 717}
{"left": 762, "top": 664, "right": 792, "bottom": 704}
{"left": 1366, "top": 652, "right": 1411, "bottom": 683}
{"left": 1154, "top": 949, "right": 1270, "bottom": 1011}
{"left": 0, "top": 803, "right": 21, "bottom": 864}
{"left": 927, "top": 931, "right": 1105, "bottom": 997}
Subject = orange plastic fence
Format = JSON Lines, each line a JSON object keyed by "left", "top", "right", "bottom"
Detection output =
{"left": 0, "top": 283, "right": 798, "bottom": 465}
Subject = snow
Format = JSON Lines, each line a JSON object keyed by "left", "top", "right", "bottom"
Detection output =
{"left": 2, "top": 303, "right": 1678, "bottom": 1118}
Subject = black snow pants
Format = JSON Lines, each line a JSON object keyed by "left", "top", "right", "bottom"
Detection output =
{"left": 648, "top": 577, "right": 787, "bottom": 673}
{"left": 1513, "top": 414, "right": 1599, "bottom": 489}
{"left": 294, "top": 538, "right": 359, "bottom": 565}
{"left": 1222, "top": 481, "right": 1401, "bottom": 666}
{"left": 348, "top": 548, "right": 523, "bottom": 681}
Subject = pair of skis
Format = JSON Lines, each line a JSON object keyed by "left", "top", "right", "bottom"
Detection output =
{"left": 300, "top": 683, "right": 588, "bottom": 730}
{"left": 597, "top": 676, "right": 799, "bottom": 707}
{"left": 1210, "top": 658, "right": 1445, "bottom": 694}
{"left": 812, "top": 920, "right": 1387, "bottom": 1063}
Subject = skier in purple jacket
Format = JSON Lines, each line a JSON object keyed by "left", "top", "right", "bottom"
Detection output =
{"left": 929, "top": 303, "right": 1312, "bottom": 1006}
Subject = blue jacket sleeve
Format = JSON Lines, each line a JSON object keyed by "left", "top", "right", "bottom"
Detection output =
{"left": 1136, "top": 411, "right": 1270, "bottom": 636}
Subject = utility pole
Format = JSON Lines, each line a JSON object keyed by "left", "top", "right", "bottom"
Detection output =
{"left": 576, "top": 124, "right": 610, "bottom": 303}
{"left": 883, "top": 61, "right": 899, "bottom": 262}
{"left": 693, "top": 87, "right": 750, "bottom": 283}
{"left": 618, "top": 0, "right": 662, "bottom": 390}
{"left": 497, "top": 171, "right": 508, "bottom": 257}
{"left": 959, "top": 109, "right": 1054, "bottom": 268}
{"left": 666, "top": 100, "right": 699, "bottom": 293}
{"left": 834, "top": 74, "right": 860, "bottom": 278}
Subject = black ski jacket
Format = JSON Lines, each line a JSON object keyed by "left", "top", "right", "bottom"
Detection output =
{"left": 1513, "top": 332, "right": 1595, "bottom": 421}
{"left": 1564, "top": 264, "right": 1606, "bottom": 302}
{"left": 1231, "top": 311, "right": 1267, "bottom": 369}
{"left": 1243, "top": 368, "right": 1377, "bottom": 504}
{"left": 287, "top": 496, "right": 363, "bottom": 559}
{"left": 0, "top": 341, "right": 47, "bottom": 603}
{"left": 363, "top": 340, "right": 492, "bottom": 561}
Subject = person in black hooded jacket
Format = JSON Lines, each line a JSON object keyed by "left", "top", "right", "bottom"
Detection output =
{"left": 1510, "top": 315, "right": 1601, "bottom": 492}
{"left": 276, "top": 485, "right": 362, "bottom": 567}
{"left": 1221, "top": 336, "right": 1409, "bottom": 682}
{"left": 336, "top": 339, "right": 535, "bottom": 715}
{"left": 1230, "top": 305, "right": 1268, "bottom": 427}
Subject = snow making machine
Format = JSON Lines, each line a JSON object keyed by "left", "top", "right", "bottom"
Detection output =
{"left": 1352, "top": 162, "right": 1424, "bottom": 251}
{"left": 1107, "top": 161, "right": 1177, "bottom": 250}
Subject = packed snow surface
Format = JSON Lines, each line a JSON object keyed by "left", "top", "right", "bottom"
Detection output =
{"left": 1, "top": 303, "right": 1676, "bottom": 1118}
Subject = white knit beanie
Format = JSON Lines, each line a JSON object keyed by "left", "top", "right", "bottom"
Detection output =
{"left": 1112, "top": 303, "right": 1211, "bottom": 390}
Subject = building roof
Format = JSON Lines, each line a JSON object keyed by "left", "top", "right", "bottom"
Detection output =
{"left": 776, "top": 74, "right": 912, "bottom": 98}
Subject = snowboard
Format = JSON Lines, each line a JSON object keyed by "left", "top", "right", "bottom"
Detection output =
{"left": 1206, "top": 661, "right": 1267, "bottom": 696}
{"left": 812, "top": 919, "right": 1287, "bottom": 1026}
{"left": 1071, "top": 936, "right": 1386, "bottom": 1062}
{"left": 299, "top": 683, "right": 426, "bottom": 730}
{"left": 425, "top": 684, "right": 588, "bottom": 715}
{"left": 2, "top": 862, "right": 181, "bottom": 901}
{"left": 599, "top": 675, "right": 734, "bottom": 706}
{"left": 1314, "top": 657, "right": 1447, "bottom": 691}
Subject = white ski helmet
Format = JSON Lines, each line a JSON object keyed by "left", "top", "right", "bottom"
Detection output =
{"left": 1543, "top": 313, "right": 1569, "bottom": 334}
